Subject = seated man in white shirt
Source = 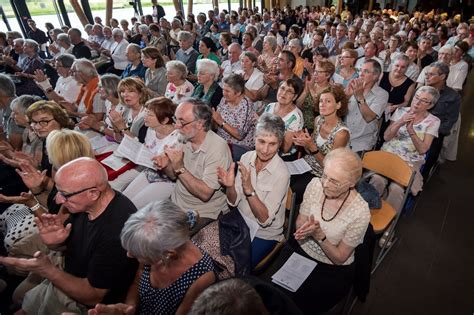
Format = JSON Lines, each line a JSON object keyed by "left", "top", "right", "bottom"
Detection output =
{"left": 34, "top": 53, "right": 82, "bottom": 104}
{"left": 100, "top": 28, "right": 129, "bottom": 76}
{"left": 154, "top": 98, "right": 232, "bottom": 232}
{"left": 221, "top": 43, "right": 243, "bottom": 82}
{"left": 345, "top": 59, "right": 389, "bottom": 153}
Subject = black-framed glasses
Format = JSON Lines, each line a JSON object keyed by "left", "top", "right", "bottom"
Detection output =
{"left": 172, "top": 116, "right": 196, "bottom": 127}
{"left": 30, "top": 119, "right": 55, "bottom": 127}
{"left": 56, "top": 186, "right": 96, "bottom": 201}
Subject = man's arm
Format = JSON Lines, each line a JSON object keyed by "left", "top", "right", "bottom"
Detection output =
{"left": 176, "top": 170, "right": 215, "bottom": 202}
{"left": 47, "top": 267, "right": 108, "bottom": 306}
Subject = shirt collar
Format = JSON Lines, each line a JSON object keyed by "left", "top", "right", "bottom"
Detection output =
{"left": 184, "top": 47, "right": 194, "bottom": 54}
{"left": 248, "top": 151, "right": 280, "bottom": 175}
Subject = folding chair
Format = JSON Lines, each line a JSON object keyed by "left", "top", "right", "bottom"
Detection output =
{"left": 253, "top": 188, "right": 296, "bottom": 273}
{"left": 362, "top": 151, "right": 415, "bottom": 274}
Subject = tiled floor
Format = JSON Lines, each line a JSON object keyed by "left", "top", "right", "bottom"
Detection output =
{"left": 351, "top": 72, "right": 474, "bottom": 314}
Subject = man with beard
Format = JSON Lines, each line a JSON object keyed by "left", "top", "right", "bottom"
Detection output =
{"left": 154, "top": 98, "right": 232, "bottom": 232}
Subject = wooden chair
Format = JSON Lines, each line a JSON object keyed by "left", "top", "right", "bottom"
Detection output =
{"left": 362, "top": 151, "right": 415, "bottom": 273}
{"left": 253, "top": 188, "right": 296, "bottom": 273}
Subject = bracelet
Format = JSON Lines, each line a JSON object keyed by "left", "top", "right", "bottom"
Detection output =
{"left": 30, "top": 203, "right": 42, "bottom": 212}
{"left": 310, "top": 148, "right": 319, "bottom": 155}
{"left": 319, "top": 235, "right": 327, "bottom": 243}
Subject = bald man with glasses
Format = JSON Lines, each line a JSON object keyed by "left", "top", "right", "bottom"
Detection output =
{"left": 0, "top": 157, "right": 138, "bottom": 314}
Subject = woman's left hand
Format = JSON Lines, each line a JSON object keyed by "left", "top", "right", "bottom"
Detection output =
{"left": 212, "top": 108, "right": 224, "bottom": 126}
{"left": 109, "top": 110, "right": 126, "bottom": 131}
{"left": 237, "top": 161, "right": 253, "bottom": 194}
{"left": 294, "top": 215, "right": 326, "bottom": 241}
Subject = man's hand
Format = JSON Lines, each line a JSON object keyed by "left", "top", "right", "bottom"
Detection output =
{"left": 164, "top": 146, "right": 184, "bottom": 171}
{"left": 0, "top": 251, "right": 56, "bottom": 278}
{"left": 35, "top": 213, "right": 72, "bottom": 246}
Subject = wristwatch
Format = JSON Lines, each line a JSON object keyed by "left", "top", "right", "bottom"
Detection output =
{"left": 245, "top": 190, "right": 256, "bottom": 197}
{"left": 221, "top": 121, "right": 227, "bottom": 128}
{"left": 175, "top": 167, "right": 187, "bottom": 176}
{"left": 99, "top": 125, "right": 106, "bottom": 133}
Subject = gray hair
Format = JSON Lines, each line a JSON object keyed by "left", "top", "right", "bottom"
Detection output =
{"left": 363, "top": 58, "right": 382, "bottom": 76}
{"left": 57, "top": 33, "right": 71, "bottom": 45}
{"left": 84, "top": 24, "right": 93, "bottom": 32}
{"left": 177, "top": 30, "right": 193, "bottom": 41}
{"left": 196, "top": 59, "right": 220, "bottom": 81}
{"left": 72, "top": 58, "right": 98, "bottom": 78}
{"left": 166, "top": 60, "right": 188, "bottom": 80}
{"left": 0, "top": 74, "right": 15, "bottom": 97}
{"left": 13, "top": 38, "right": 24, "bottom": 46}
{"left": 184, "top": 98, "right": 213, "bottom": 131}
{"left": 138, "top": 24, "right": 149, "bottom": 33}
{"left": 392, "top": 53, "right": 410, "bottom": 66}
{"left": 246, "top": 25, "right": 258, "bottom": 37}
{"left": 222, "top": 73, "right": 245, "bottom": 94}
{"left": 429, "top": 61, "right": 449, "bottom": 79}
{"left": 50, "top": 28, "right": 64, "bottom": 36}
{"left": 10, "top": 95, "right": 42, "bottom": 113}
{"left": 55, "top": 53, "right": 75, "bottom": 68}
{"left": 255, "top": 113, "right": 285, "bottom": 144}
{"left": 288, "top": 38, "right": 302, "bottom": 52}
{"left": 24, "top": 39, "right": 39, "bottom": 52}
{"left": 120, "top": 200, "right": 190, "bottom": 263}
{"left": 100, "top": 74, "right": 121, "bottom": 98}
{"left": 438, "top": 45, "right": 454, "bottom": 55}
{"left": 127, "top": 43, "right": 141, "bottom": 54}
{"left": 415, "top": 85, "right": 440, "bottom": 106}
{"left": 324, "top": 147, "right": 362, "bottom": 185}
{"left": 112, "top": 28, "right": 124, "bottom": 37}
{"left": 189, "top": 278, "right": 267, "bottom": 315}
{"left": 263, "top": 35, "right": 277, "bottom": 52}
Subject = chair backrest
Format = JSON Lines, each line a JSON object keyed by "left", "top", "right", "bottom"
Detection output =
{"left": 285, "top": 188, "right": 297, "bottom": 241}
{"left": 362, "top": 151, "right": 413, "bottom": 188}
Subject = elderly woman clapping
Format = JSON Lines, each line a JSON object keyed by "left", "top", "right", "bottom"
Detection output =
{"left": 164, "top": 60, "right": 195, "bottom": 104}
{"left": 191, "top": 59, "right": 223, "bottom": 109}
{"left": 89, "top": 200, "right": 215, "bottom": 315}
{"left": 217, "top": 113, "right": 290, "bottom": 268}
{"left": 370, "top": 86, "right": 440, "bottom": 246}
{"left": 286, "top": 148, "right": 370, "bottom": 314}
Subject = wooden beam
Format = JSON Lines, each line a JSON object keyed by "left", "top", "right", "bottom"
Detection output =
{"left": 172, "top": 0, "right": 180, "bottom": 14}
{"left": 105, "top": 0, "right": 113, "bottom": 27}
{"left": 368, "top": 0, "right": 374, "bottom": 12}
{"left": 69, "top": 0, "right": 89, "bottom": 26}
{"left": 187, "top": 0, "right": 193, "bottom": 15}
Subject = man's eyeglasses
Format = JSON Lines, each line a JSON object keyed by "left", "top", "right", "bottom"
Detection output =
{"left": 172, "top": 116, "right": 196, "bottom": 127}
{"left": 30, "top": 119, "right": 55, "bottom": 127}
{"left": 56, "top": 186, "right": 96, "bottom": 201}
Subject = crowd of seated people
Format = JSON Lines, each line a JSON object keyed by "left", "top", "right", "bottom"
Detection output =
{"left": 0, "top": 3, "right": 471, "bottom": 313}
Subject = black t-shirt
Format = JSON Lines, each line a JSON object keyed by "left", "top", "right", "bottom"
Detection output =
{"left": 64, "top": 191, "right": 138, "bottom": 304}
{"left": 72, "top": 41, "right": 92, "bottom": 60}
